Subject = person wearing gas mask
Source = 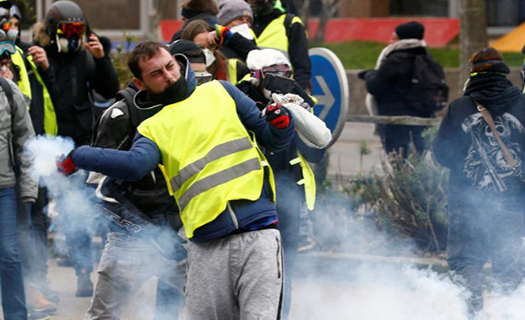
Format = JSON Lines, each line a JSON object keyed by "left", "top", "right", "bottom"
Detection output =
{"left": 32, "top": 0, "right": 119, "bottom": 298}
{"left": 237, "top": 48, "right": 330, "bottom": 320}
{"left": 181, "top": 19, "right": 257, "bottom": 84}
{"left": 246, "top": 0, "right": 311, "bottom": 90}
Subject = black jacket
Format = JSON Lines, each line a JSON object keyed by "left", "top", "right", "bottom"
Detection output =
{"left": 44, "top": 49, "right": 119, "bottom": 146}
{"left": 91, "top": 85, "right": 180, "bottom": 229}
{"left": 219, "top": 33, "right": 258, "bottom": 61}
{"left": 251, "top": 9, "right": 311, "bottom": 90}
{"left": 16, "top": 41, "right": 59, "bottom": 136}
{"left": 433, "top": 72, "right": 525, "bottom": 207}
{"left": 365, "top": 47, "right": 432, "bottom": 117}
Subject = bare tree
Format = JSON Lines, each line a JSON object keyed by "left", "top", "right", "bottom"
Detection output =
{"left": 314, "top": 0, "right": 340, "bottom": 42}
{"left": 458, "top": 0, "right": 488, "bottom": 87}
{"left": 289, "top": 0, "right": 311, "bottom": 24}
{"left": 148, "top": 0, "right": 172, "bottom": 41}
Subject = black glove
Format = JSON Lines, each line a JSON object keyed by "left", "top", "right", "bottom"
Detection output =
{"left": 265, "top": 103, "right": 290, "bottom": 129}
{"left": 358, "top": 69, "right": 371, "bottom": 80}
{"left": 56, "top": 150, "right": 78, "bottom": 175}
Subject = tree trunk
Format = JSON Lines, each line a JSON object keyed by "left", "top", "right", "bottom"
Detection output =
{"left": 314, "top": 0, "right": 339, "bottom": 42}
{"left": 458, "top": 0, "right": 488, "bottom": 88}
{"left": 148, "top": 0, "right": 170, "bottom": 41}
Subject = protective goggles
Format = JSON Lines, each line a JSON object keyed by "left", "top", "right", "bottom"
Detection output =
{"left": 262, "top": 64, "right": 293, "bottom": 78}
{"left": 56, "top": 22, "right": 86, "bottom": 38}
{"left": 0, "top": 40, "right": 16, "bottom": 57}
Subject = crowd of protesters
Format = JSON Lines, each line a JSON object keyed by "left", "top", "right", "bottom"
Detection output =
{"left": 1, "top": 0, "right": 525, "bottom": 320}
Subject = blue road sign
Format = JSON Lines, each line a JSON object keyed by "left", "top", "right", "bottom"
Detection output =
{"left": 309, "top": 48, "right": 349, "bottom": 147}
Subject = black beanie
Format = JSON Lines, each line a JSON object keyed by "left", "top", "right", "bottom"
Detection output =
{"left": 395, "top": 21, "right": 424, "bottom": 40}
{"left": 168, "top": 40, "right": 206, "bottom": 64}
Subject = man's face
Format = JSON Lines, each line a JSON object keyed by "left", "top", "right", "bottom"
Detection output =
{"left": 133, "top": 48, "right": 181, "bottom": 95}
{"left": 390, "top": 32, "right": 399, "bottom": 44}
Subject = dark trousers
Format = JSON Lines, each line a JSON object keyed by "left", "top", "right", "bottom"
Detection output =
{"left": 384, "top": 124, "right": 427, "bottom": 158}
{"left": 18, "top": 186, "right": 49, "bottom": 287}
{"left": 447, "top": 200, "right": 525, "bottom": 315}
{"left": 0, "top": 187, "right": 28, "bottom": 320}
{"left": 275, "top": 178, "right": 304, "bottom": 320}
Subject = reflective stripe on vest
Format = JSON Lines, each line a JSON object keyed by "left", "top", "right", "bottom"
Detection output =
{"left": 137, "top": 80, "right": 275, "bottom": 239}
{"left": 26, "top": 55, "right": 58, "bottom": 135}
{"left": 12, "top": 47, "right": 31, "bottom": 99}
{"left": 289, "top": 151, "right": 316, "bottom": 211}
{"left": 170, "top": 137, "right": 253, "bottom": 193}
{"left": 227, "top": 59, "right": 238, "bottom": 85}
{"left": 251, "top": 14, "right": 304, "bottom": 57}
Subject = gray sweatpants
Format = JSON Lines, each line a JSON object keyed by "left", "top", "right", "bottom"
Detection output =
{"left": 185, "top": 228, "right": 284, "bottom": 320}
{"left": 85, "top": 232, "right": 186, "bottom": 320}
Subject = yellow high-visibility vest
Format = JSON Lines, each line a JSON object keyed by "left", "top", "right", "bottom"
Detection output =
{"left": 250, "top": 13, "right": 304, "bottom": 56}
{"left": 12, "top": 46, "right": 31, "bottom": 99}
{"left": 138, "top": 80, "right": 275, "bottom": 238}
{"left": 25, "top": 55, "right": 57, "bottom": 135}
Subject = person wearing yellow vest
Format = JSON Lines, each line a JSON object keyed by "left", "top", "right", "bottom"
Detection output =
{"left": 57, "top": 41, "right": 296, "bottom": 320}
{"left": 237, "top": 48, "right": 326, "bottom": 320}
{"left": 247, "top": 0, "right": 311, "bottom": 90}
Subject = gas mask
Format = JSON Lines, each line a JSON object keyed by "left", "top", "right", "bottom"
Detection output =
{"left": 55, "top": 21, "right": 86, "bottom": 53}
{"left": 203, "top": 48, "right": 216, "bottom": 67}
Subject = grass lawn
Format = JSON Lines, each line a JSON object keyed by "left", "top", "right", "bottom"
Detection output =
{"left": 312, "top": 41, "right": 524, "bottom": 70}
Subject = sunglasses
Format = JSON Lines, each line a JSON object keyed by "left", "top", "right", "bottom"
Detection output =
{"left": 56, "top": 22, "right": 86, "bottom": 38}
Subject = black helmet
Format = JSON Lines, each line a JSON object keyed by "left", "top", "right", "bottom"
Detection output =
{"left": 45, "top": 0, "right": 85, "bottom": 27}
{"left": 9, "top": 4, "right": 21, "bottom": 20}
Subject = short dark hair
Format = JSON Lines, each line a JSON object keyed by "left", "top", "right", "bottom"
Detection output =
{"left": 127, "top": 41, "right": 169, "bottom": 80}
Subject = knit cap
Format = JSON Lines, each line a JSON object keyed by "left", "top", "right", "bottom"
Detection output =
{"left": 218, "top": 0, "right": 253, "bottom": 26}
{"left": 395, "top": 21, "right": 424, "bottom": 40}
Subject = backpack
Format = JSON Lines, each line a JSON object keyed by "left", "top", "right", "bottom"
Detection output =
{"left": 406, "top": 54, "right": 449, "bottom": 113}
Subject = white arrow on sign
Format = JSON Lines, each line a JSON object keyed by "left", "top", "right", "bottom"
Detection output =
{"left": 314, "top": 75, "right": 336, "bottom": 120}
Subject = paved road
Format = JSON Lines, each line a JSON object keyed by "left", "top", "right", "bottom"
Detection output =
{"left": 327, "top": 122, "right": 383, "bottom": 179}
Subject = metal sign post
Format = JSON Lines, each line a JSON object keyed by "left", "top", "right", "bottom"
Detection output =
{"left": 309, "top": 47, "right": 349, "bottom": 147}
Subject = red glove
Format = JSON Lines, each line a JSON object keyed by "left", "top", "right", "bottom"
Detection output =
{"left": 266, "top": 103, "right": 290, "bottom": 129}
{"left": 56, "top": 151, "right": 78, "bottom": 175}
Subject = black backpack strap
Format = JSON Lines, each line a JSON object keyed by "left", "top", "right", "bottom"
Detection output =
{"left": 284, "top": 13, "right": 294, "bottom": 40}
{"left": 116, "top": 87, "right": 140, "bottom": 128}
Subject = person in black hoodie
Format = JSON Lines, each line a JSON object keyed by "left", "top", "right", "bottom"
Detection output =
{"left": 363, "top": 21, "right": 431, "bottom": 158}
{"left": 433, "top": 47, "right": 525, "bottom": 318}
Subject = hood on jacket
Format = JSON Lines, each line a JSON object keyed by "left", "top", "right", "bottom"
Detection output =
{"left": 133, "top": 54, "right": 198, "bottom": 117}
{"left": 464, "top": 72, "right": 521, "bottom": 115}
